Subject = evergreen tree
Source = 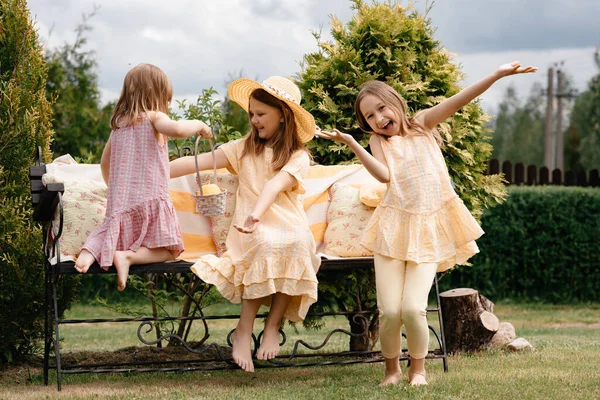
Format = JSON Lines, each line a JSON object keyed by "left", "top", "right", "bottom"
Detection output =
{"left": 490, "top": 83, "right": 545, "bottom": 166}
{"left": 45, "top": 9, "right": 111, "bottom": 161}
{"left": 298, "top": 0, "right": 506, "bottom": 218}
{"left": 0, "top": 0, "right": 76, "bottom": 363}
{"left": 571, "top": 49, "right": 600, "bottom": 171}
{"left": 221, "top": 71, "right": 251, "bottom": 137}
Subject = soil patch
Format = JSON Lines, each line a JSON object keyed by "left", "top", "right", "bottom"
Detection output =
{"left": 1, "top": 343, "right": 233, "bottom": 385}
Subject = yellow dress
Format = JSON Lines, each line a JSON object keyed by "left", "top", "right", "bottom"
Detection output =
{"left": 191, "top": 138, "right": 321, "bottom": 322}
{"left": 360, "top": 133, "right": 484, "bottom": 272}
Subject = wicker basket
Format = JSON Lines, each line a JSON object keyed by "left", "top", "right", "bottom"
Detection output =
{"left": 192, "top": 134, "right": 227, "bottom": 216}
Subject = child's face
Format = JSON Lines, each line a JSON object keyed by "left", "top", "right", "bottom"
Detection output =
{"left": 249, "top": 98, "right": 283, "bottom": 141}
{"left": 359, "top": 94, "right": 399, "bottom": 136}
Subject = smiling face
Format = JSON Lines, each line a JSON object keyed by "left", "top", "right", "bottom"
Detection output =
{"left": 358, "top": 94, "right": 400, "bottom": 137}
{"left": 248, "top": 97, "right": 283, "bottom": 142}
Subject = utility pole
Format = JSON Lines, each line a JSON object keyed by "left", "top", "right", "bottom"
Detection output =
{"left": 543, "top": 62, "right": 578, "bottom": 173}
{"left": 553, "top": 62, "right": 578, "bottom": 172}
{"left": 555, "top": 64, "right": 565, "bottom": 171}
{"left": 544, "top": 67, "right": 554, "bottom": 169}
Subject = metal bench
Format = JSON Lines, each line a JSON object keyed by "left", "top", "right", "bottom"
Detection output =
{"left": 30, "top": 152, "right": 448, "bottom": 391}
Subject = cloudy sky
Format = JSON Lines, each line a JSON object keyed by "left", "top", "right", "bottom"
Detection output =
{"left": 27, "top": 0, "right": 599, "bottom": 115}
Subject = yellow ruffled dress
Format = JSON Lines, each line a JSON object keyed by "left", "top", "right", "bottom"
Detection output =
{"left": 191, "top": 138, "right": 320, "bottom": 322}
{"left": 360, "top": 133, "right": 484, "bottom": 272}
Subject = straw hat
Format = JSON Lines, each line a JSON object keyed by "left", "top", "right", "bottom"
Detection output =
{"left": 228, "top": 76, "right": 316, "bottom": 143}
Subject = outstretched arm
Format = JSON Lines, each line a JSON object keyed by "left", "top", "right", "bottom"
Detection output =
{"left": 315, "top": 129, "right": 390, "bottom": 183}
{"left": 169, "top": 148, "right": 230, "bottom": 178}
{"left": 420, "top": 61, "right": 538, "bottom": 130}
{"left": 150, "top": 111, "right": 212, "bottom": 139}
{"left": 233, "top": 170, "right": 297, "bottom": 234}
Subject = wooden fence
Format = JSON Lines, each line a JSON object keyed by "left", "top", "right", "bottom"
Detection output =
{"left": 486, "top": 159, "right": 600, "bottom": 187}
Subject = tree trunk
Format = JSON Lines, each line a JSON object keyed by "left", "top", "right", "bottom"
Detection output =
{"left": 440, "top": 288, "right": 499, "bottom": 353}
{"left": 479, "top": 294, "right": 495, "bottom": 314}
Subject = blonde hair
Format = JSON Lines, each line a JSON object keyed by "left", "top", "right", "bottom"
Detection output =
{"left": 110, "top": 64, "right": 173, "bottom": 130}
{"left": 242, "top": 89, "right": 310, "bottom": 171}
{"left": 354, "top": 80, "right": 442, "bottom": 145}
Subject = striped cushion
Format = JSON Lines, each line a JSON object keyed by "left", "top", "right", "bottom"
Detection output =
{"left": 45, "top": 162, "right": 382, "bottom": 261}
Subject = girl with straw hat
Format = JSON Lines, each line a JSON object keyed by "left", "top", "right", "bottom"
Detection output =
{"left": 170, "top": 76, "right": 320, "bottom": 373}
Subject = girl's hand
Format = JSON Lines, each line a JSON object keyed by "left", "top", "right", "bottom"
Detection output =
{"left": 495, "top": 61, "right": 538, "bottom": 78}
{"left": 315, "top": 128, "right": 355, "bottom": 146}
{"left": 233, "top": 215, "right": 260, "bottom": 234}
{"left": 197, "top": 121, "right": 213, "bottom": 139}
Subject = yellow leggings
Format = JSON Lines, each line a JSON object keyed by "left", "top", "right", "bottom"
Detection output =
{"left": 374, "top": 253, "right": 437, "bottom": 359}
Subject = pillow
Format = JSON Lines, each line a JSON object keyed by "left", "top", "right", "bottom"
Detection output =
{"left": 198, "top": 172, "right": 239, "bottom": 256}
{"left": 359, "top": 180, "right": 387, "bottom": 207}
{"left": 323, "top": 183, "right": 375, "bottom": 257}
{"left": 42, "top": 174, "right": 108, "bottom": 258}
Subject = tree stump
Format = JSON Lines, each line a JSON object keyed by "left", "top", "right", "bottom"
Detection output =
{"left": 440, "top": 288, "right": 500, "bottom": 353}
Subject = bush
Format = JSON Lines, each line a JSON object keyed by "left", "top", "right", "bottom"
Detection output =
{"left": 298, "top": 0, "right": 506, "bottom": 217}
{"left": 0, "top": 0, "right": 77, "bottom": 364}
{"left": 440, "top": 186, "right": 600, "bottom": 303}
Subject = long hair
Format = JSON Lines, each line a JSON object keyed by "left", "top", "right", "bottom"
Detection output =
{"left": 110, "top": 64, "right": 172, "bottom": 130}
{"left": 241, "top": 89, "right": 309, "bottom": 171}
{"left": 354, "top": 80, "right": 442, "bottom": 145}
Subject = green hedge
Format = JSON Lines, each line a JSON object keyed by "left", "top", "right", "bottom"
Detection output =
{"left": 440, "top": 186, "right": 600, "bottom": 303}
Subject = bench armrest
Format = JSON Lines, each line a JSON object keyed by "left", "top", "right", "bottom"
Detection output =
{"left": 33, "top": 183, "right": 65, "bottom": 222}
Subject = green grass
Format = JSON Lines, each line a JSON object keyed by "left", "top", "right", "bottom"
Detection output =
{"left": 2, "top": 303, "right": 600, "bottom": 399}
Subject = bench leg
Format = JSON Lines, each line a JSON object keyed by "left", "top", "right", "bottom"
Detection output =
{"left": 43, "top": 264, "right": 51, "bottom": 386}
{"left": 433, "top": 274, "right": 449, "bottom": 372}
{"left": 51, "top": 277, "right": 63, "bottom": 391}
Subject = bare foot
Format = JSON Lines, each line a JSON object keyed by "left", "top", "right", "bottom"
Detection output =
{"left": 408, "top": 370, "right": 428, "bottom": 386}
{"left": 257, "top": 328, "right": 280, "bottom": 360}
{"left": 74, "top": 250, "right": 96, "bottom": 273}
{"left": 113, "top": 251, "right": 131, "bottom": 291}
{"left": 231, "top": 331, "right": 254, "bottom": 373}
{"left": 379, "top": 371, "right": 403, "bottom": 386}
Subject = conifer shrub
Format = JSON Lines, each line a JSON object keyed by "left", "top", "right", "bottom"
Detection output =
{"left": 0, "top": 0, "right": 77, "bottom": 363}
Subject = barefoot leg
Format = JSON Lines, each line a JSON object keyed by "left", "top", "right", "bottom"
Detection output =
{"left": 231, "top": 330, "right": 255, "bottom": 373}
{"left": 232, "top": 298, "right": 262, "bottom": 373}
{"left": 74, "top": 250, "right": 96, "bottom": 273}
{"left": 113, "top": 247, "right": 174, "bottom": 291}
{"left": 113, "top": 251, "right": 132, "bottom": 291}
{"left": 379, "top": 356, "right": 403, "bottom": 386}
{"left": 408, "top": 357, "right": 427, "bottom": 386}
{"left": 257, "top": 292, "right": 291, "bottom": 360}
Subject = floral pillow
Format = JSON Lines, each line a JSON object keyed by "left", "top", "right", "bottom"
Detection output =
{"left": 198, "top": 172, "right": 239, "bottom": 256}
{"left": 41, "top": 174, "right": 108, "bottom": 258}
{"left": 323, "top": 183, "right": 375, "bottom": 257}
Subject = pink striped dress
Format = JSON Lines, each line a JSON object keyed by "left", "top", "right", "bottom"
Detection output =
{"left": 82, "top": 114, "right": 184, "bottom": 268}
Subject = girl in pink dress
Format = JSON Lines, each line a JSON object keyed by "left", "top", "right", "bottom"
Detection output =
{"left": 170, "top": 76, "right": 320, "bottom": 373}
{"left": 317, "top": 62, "right": 537, "bottom": 386}
{"left": 75, "top": 63, "right": 211, "bottom": 291}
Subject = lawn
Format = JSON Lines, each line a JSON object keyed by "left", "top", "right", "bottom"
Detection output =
{"left": 2, "top": 302, "right": 599, "bottom": 399}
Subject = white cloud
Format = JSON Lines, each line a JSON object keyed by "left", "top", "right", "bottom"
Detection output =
{"left": 28, "top": 0, "right": 599, "bottom": 115}
{"left": 140, "top": 27, "right": 193, "bottom": 46}
{"left": 456, "top": 47, "right": 598, "bottom": 114}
